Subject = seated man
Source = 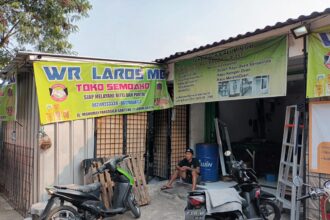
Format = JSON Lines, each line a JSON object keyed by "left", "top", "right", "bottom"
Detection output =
{"left": 161, "top": 148, "right": 200, "bottom": 191}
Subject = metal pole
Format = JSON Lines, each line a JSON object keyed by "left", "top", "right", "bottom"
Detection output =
{"left": 302, "top": 34, "right": 308, "bottom": 220}
{"left": 93, "top": 119, "right": 97, "bottom": 158}
{"left": 123, "top": 114, "right": 127, "bottom": 155}
{"left": 186, "top": 105, "right": 190, "bottom": 148}
{"left": 146, "top": 112, "right": 154, "bottom": 183}
{"left": 167, "top": 109, "right": 172, "bottom": 179}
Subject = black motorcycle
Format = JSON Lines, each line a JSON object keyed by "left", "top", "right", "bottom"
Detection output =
{"left": 184, "top": 151, "right": 280, "bottom": 220}
{"left": 39, "top": 155, "right": 140, "bottom": 220}
{"left": 227, "top": 151, "right": 280, "bottom": 220}
{"left": 185, "top": 189, "right": 246, "bottom": 219}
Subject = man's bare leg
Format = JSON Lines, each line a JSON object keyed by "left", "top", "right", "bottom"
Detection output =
{"left": 165, "top": 170, "right": 186, "bottom": 187}
{"left": 165, "top": 170, "right": 178, "bottom": 188}
{"left": 191, "top": 170, "right": 198, "bottom": 191}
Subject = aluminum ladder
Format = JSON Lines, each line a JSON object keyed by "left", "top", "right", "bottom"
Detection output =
{"left": 276, "top": 105, "right": 304, "bottom": 220}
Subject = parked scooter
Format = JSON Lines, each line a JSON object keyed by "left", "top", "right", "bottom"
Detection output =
{"left": 185, "top": 189, "right": 247, "bottom": 220}
{"left": 226, "top": 151, "right": 280, "bottom": 220}
{"left": 293, "top": 176, "right": 330, "bottom": 219}
{"left": 184, "top": 151, "right": 280, "bottom": 220}
{"left": 39, "top": 155, "right": 140, "bottom": 220}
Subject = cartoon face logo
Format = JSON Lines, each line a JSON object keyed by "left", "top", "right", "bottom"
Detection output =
{"left": 49, "top": 84, "right": 68, "bottom": 102}
{"left": 319, "top": 33, "right": 330, "bottom": 48}
{"left": 7, "top": 88, "right": 13, "bottom": 96}
{"left": 6, "top": 106, "right": 13, "bottom": 116}
{"left": 324, "top": 52, "right": 330, "bottom": 69}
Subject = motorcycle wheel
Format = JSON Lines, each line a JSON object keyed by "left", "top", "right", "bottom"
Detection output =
{"left": 46, "top": 205, "right": 81, "bottom": 220}
{"left": 259, "top": 200, "right": 281, "bottom": 220}
{"left": 127, "top": 192, "right": 141, "bottom": 218}
{"left": 206, "top": 212, "right": 243, "bottom": 220}
{"left": 206, "top": 216, "right": 240, "bottom": 220}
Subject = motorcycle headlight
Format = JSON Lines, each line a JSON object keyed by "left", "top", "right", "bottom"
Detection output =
{"left": 46, "top": 187, "right": 55, "bottom": 195}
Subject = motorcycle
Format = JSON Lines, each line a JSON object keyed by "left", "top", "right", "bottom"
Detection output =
{"left": 184, "top": 151, "right": 280, "bottom": 220}
{"left": 39, "top": 155, "right": 140, "bottom": 220}
{"left": 293, "top": 176, "right": 330, "bottom": 220}
{"left": 227, "top": 151, "right": 280, "bottom": 220}
{"left": 185, "top": 188, "right": 247, "bottom": 220}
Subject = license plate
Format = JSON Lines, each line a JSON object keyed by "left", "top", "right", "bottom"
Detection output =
{"left": 184, "top": 208, "right": 206, "bottom": 220}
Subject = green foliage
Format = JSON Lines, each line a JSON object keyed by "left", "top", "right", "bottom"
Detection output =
{"left": 0, "top": 0, "right": 92, "bottom": 68}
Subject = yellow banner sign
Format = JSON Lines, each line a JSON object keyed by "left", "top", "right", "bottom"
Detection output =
{"left": 0, "top": 76, "right": 16, "bottom": 121}
{"left": 174, "top": 36, "right": 288, "bottom": 105}
{"left": 307, "top": 29, "right": 330, "bottom": 98}
{"left": 33, "top": 61, "right": 173, "bottom": 124}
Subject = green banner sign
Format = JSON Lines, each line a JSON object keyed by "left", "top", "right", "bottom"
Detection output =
{"left": 33, "top": 61, "right": 173, "bottom": 124}
{"left": 0, "top": 76, "right": 16, "bottom": 121}
{"left": 307, "top": 30, "right": 330, "bottom": 98}
{"left": 174, "top": 36, "right": 288, "bottom": 105}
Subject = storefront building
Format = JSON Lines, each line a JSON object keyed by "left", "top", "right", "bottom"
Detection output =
{"left": 157, "top": 8, "right": 330, "bottom": 219}
{"left": 1, "top": 8, "right": 330, "bottom": 219}
{"left": 0, "top": 52, "right": 181, "bottom": 216}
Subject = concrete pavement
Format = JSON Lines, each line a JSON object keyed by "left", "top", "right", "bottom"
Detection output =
{"left": 0, "top": 194, "right": 23, "bottom": 220}
{"left": 110, "top": 180, "right": 186, "bottom": 220}
{"left": 0, "top": 182, "right": 290, "bottom": 220}
{"left": 112, "top": 180, "right": 290, "bottom": 220}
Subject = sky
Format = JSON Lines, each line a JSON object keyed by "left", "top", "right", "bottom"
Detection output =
{"left": 69, "top": 0, "right": 330, "bottom": 62}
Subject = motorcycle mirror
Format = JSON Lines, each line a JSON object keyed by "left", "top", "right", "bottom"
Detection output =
{"left": 324, "top": 180, "right": 330, "bottom": 190}
{"left": 293, "top": 176, "right": 304, "bottom": 187}
{"left": 224, "top": 151, "right": 232, "bottom": 157}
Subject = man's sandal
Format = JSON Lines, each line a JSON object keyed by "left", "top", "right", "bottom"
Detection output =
{"left": 160, "top": 185, "right": 173, "bottom": 190}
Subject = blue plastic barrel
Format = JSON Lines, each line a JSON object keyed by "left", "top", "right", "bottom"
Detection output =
{"left": 196, "top": 143, "right": 219, "bottom": 182}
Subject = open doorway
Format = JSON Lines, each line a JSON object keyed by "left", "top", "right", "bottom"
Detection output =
{"left": 218, "top": 76, "right": 305, "bottom": 188}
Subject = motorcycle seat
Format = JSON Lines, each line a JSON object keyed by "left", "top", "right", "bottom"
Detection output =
{"left": 54, "top": 182, "right": 101, "bottom": 193}
{"left": 101, "top": 207, "right": 125, "bottom": 215}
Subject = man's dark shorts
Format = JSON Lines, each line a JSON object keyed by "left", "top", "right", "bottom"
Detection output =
{"left": 182, "top": 173, "right": 193, "bottom": 184}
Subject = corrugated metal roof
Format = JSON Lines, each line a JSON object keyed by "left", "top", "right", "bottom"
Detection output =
{"left": 156, "top": 8, "right": 330, "bottom": 63}
{"left": 19, "top": 51, "right": 159, "bottom": 65}
{"left": 1, "top": 51, "right": 159, "bottom": 75}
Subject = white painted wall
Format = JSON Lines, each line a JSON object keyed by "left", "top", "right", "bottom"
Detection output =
{"left": 167, "top": 63, "right": 174, "bottom": 82}
{"left": 288, "top": 36, "right": 303, "bottom": 58}
{"left": 189, "top": 103, "right": 205, "bottom": 151}
{"left": 39, "top": 119, "right": 94, "bottom": 201}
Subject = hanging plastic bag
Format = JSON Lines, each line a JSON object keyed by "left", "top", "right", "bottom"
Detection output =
{"left": 39, "top": 127, "right": 52, "bottom": 150}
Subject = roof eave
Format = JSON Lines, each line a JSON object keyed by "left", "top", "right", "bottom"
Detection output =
{"left": 156, "top": 8, "right": 330, "bottom": 63}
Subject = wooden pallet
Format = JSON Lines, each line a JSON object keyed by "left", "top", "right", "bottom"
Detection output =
{"left": 91, "top": 161, "right": 113, "bottom": 208}
{"left": 83, "top": 155, "right": 150, "bottom": 207}
{"left": 119, "top": 155, "right": 150, "bottom": 206}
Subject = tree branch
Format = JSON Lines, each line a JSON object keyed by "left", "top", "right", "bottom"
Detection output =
{"left": 6, "top": 20, "right": 20, "bottom": 37}
{"left": 8, "top": 30, "right": 18, "bottom": 38}
{"left": 0, "top": 20, "right": 19, "bottom": 48}
{"left": 0, "top": 0, "right": 14, "bottom": 7}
